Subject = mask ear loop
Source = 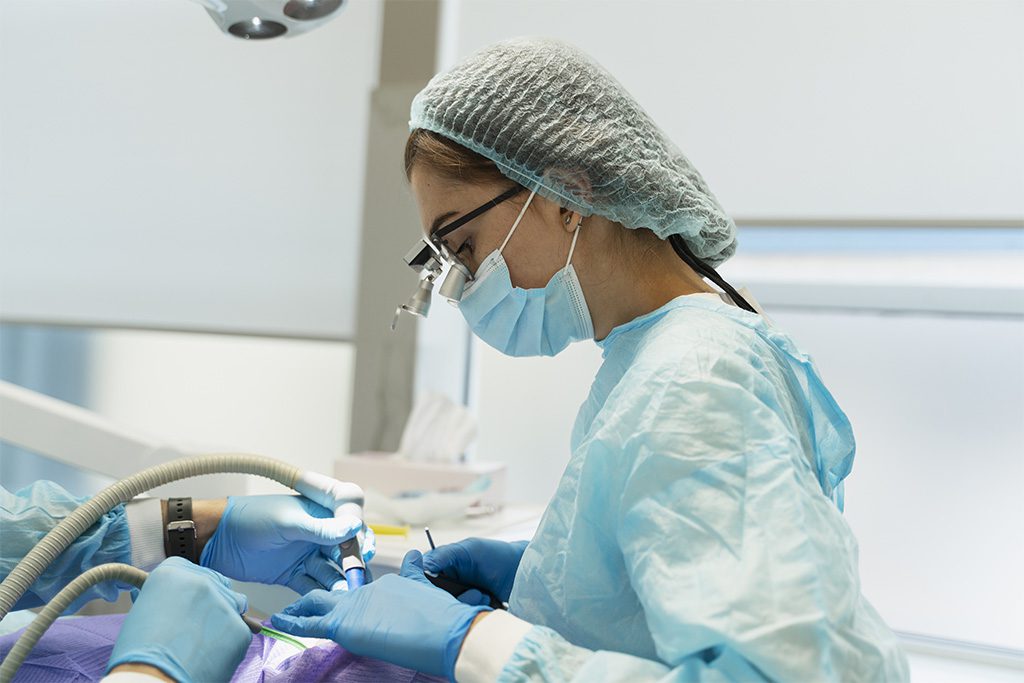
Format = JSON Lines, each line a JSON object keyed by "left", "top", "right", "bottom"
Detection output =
{"left": 564, "top": 216, "right": 583, "bottom": 268}
{"left": 498, "top": 189, "right": 538, "bottom": 254}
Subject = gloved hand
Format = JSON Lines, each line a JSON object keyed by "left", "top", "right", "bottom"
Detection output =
{"left": 272, "top": 550, "right": 490, "bottom": 680}
{"left": 200, "top": 494, "right": 376, "bottom": 594}
{"left": 423, "top": 537, "right": 528, "bottom": 604}
{"left": 107, "top": 557, "right": 251, "bottom": 683}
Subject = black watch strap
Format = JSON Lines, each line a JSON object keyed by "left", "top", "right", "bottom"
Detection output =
{"left": 165, "top": 497, "right": 198, "bottom": 563}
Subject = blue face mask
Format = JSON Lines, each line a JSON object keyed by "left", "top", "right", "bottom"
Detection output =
{"left": 458, "top": 190, "right": 594, "bottom": 357}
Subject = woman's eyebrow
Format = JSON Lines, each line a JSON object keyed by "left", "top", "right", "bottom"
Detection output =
{"left": 430, "top": 211, "right": 459, "bottom": 236}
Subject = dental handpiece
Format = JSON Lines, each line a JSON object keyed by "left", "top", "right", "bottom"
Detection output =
{"left": 330, "top": 497, "right": 366, "bottom": 591}
{"left": 340, "top": 537, "right": 366, "bottom": 590}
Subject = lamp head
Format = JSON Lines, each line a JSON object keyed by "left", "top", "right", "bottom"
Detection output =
{"left": 196, "top": 0, "right": 346, "bottom": 40}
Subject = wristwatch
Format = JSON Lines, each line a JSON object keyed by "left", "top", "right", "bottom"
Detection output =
{"left": 165, "top": 497, "right": 198, "bottom": 563}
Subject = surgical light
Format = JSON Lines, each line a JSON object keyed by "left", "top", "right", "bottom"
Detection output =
{"left": 283, "top": 0, "right": 344, "bottom": 20}
{"left": 228, "top": 16, "right": 287, "bottom": 39}
{"left": 194, "top": 0, "right": 346, "bottom": 40}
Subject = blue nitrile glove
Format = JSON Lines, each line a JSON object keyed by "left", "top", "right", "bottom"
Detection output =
{"left": 423, "top": 537, "right": 528, "bottom": 605}
{"left": 200, "top": 494, "right": 376, "bottom": 594}
{"left": 272, "top": 550, "right": 490, "bottom": 680}
{"left": 107, "top": 557, "right": 251, "bottom": 683}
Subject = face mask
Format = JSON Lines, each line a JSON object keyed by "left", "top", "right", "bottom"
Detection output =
{"left": 458, "top": 189, "right": 594, "bottom": 357}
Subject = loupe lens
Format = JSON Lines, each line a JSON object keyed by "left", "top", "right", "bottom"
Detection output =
{"left": 400, "top": 278, "right": 434, "bottom": 317}
{"left": 438, "top": 263, "right": 471, "bottom": 303}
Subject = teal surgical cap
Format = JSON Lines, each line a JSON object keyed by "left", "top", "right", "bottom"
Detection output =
{"left": 410, "top": 37, "right": 737, "bottom": 267}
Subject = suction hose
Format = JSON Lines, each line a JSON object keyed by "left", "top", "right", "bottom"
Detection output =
{"left": 0, "top": 564, "right": 147, "bottom": 683}
{"left": 0, "top": 453, "right": 364, "bottom": 621}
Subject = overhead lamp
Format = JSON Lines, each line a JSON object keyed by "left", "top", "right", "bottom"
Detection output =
{"left": 194, "top": 0, "right": 346, "bottom": 40}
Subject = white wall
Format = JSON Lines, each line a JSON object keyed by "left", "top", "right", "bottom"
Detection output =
{"left": 472, "top": 341, "right": 603, "bottom": 504}
{"left": 773, "top": 310, "right": 1024, "bottom": 651}
{"left": 87, "top": 329, "right": 355, "bottom": 498}
{"left": 0, "top": 0, "right": 382, "bottom": 338}
{"left": 447, "top": 0, "right": 1023, "bottom": 222}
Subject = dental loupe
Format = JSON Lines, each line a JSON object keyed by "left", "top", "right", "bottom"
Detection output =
{"left": 194, "top": 0, "right": 346, "bottom": 40}
{"left": 392, "top": 237, "right": 472, "bottom": 329}
{"left": 392, "top": 186, "right": 524, "bottom": 329}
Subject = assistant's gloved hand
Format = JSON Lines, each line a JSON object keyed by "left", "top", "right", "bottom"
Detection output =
{"left": 423, "top": 537, "right": 528, "bottom": 605}
{"left": 107, "top": 557, "right": 251, "bottom": 683}
{"left": 272, "top": 550, "right": 490, "bottom": 680}
{"left": 200, "top": 494, "right": 376, "bottom": 594}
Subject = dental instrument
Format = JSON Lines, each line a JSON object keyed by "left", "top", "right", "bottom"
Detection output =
{"left": 421, "top": 528, "right": 506, "bottom": 611}
{"left": 340, "top": 537, "right": 366, "bottom": 590}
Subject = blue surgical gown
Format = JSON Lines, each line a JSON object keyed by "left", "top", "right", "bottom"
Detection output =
{"left": 1, "top": 480, "right": 132, "bottom": 612}
{"left": 505, "top": 294, "right": 908, "bottom": 681}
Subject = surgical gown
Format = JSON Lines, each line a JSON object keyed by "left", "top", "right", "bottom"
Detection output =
{"left": 503, "top": 294, "right": 908, "bottom": 682}
{"left": 1, "top": 480, "right": 133, "bottom": 612}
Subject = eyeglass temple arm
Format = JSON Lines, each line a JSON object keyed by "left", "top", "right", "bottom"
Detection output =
{"left": 433, "top": 186, "right": 525, "bottom": 241}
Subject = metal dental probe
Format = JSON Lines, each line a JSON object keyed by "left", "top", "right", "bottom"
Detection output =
{"left": 423, "top": 528, "right": 506, "bottom": 610}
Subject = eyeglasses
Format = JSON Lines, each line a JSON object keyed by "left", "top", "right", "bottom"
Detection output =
{"left": 393, "top": 186, "right": 525, "bottom": 328}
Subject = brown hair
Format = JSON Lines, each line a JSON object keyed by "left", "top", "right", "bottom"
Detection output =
{"left": 405, "top": 129, "right": 667, "bottom": 268}
{"left": 404, "top": 128, "right": 512, "bottom": 186}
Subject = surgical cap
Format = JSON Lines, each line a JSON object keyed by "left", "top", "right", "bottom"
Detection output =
{"left": 410, "top": 37, "right": 737, "bottom": 267}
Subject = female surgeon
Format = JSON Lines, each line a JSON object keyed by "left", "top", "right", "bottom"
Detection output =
{"left": 272, "top": 38, "right": 910, "bottom": 682}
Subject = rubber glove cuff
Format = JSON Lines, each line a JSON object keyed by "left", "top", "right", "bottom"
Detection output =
{"left": 440, "top": 602, "right": 490, "bottom": 680}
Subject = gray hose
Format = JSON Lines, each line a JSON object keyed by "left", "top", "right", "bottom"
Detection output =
{"left": 0, "top": 563, "right": 148, "bottom": 683}
{"left": 0, "top": 453, "right": 300, "bottom": 622}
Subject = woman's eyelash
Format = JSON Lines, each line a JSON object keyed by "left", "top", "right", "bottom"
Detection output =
{"left": 456, "top": 239, "right": 472, "bottom": 254}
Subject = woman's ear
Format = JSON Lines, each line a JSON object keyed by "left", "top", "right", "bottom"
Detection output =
{"left": 547, "top": 167, "right": 591, "bottom": 235}
{"left": 559, "top": 208, "right": 581, "bottom": 234}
